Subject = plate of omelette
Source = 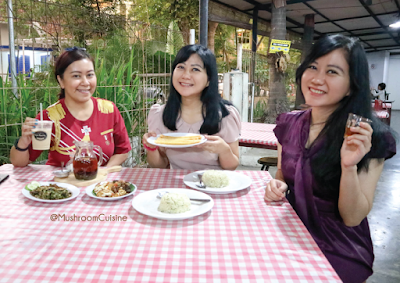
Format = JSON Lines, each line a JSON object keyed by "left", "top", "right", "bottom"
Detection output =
{"left": 147, "top": 133, "right": 207, "bottom": 148}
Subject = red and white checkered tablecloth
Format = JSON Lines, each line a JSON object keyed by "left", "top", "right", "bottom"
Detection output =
{"left": 241, "top": 122, "right": 277, "bottom": 132}
{"left": 0, "top": 164, "right": 340, "bottom": 282}
{"left": 240, "top": 122, "right": 278, "bottom": 149}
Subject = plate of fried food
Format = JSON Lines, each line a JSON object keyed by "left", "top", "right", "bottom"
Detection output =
{"left": 22, "top": 181, "right": 80, "bottom": 203}
{"left": 85, "top": 180, "right": 137, "bottom": 201}
{"left": 147, "top": 133, "right": 207, "bottom": 148}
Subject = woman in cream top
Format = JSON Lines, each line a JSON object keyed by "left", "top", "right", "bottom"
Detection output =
{"left": 147, "top": 103, "right": 240, "bottom": 170}
{"left": 143, "top": 45, "right": 241, "bottom": 170}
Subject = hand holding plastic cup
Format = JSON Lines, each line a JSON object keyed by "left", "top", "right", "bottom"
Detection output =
{"left": 344, "top": 113, "right": 372, "bottom": 139}
{"left": 32, "top": 120, "right": 53, "bottom": 150}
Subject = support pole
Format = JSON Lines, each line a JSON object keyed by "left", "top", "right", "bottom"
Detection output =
{"left": 301, "top": 14, "right": 315, "bottom": 62}
{"left": 250, "top": 8, "right": 258, "bottom": 84}
{"left": 199, "top": 0, "right": 208, "bottom": 47}
{"left": 237, "top": 43, "right": 243, "bottom": 71}
{"left": 7, "top": 0, "right": 18, "bottom": 97}
{"left": 295, "top": 14, "right": 314, "bottom": 109}
{"left": 190, "top": 29, "right": 195, "bottom": 44}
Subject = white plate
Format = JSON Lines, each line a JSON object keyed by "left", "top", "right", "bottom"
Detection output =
{"left": 85, "top": 181, "right": 137, "bottom": 201}
{"left": 147, "top": 133, "right": 206, "bottom": 148}
{"left": 183, "top": 170, "right": 252, "bottom": 194}
{"left": 132, "top": 188, "right": 214, "bottom": 220}
{"left": 21, "top": 182, "right": 80, "bottom": 203}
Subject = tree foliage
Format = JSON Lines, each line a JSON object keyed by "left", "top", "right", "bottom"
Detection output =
{"left": 129, "top": 0, "right": 199, "bottom": 45}
{"left": 214, "top": 24, "right": 236, "bottom": 72}
{"left": 3, "top": 0, "right": 125, "bottom": 49}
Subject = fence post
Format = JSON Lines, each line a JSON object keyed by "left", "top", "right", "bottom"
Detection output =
{"left": 7, "top": 0, "right": 18, "bottom": 98}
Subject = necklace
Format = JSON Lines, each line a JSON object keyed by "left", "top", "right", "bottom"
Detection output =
{"left": 310, "top": 121, "right": 326, "bottom": 126}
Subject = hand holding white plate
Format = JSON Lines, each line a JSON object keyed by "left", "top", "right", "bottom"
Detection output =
{"left": 147, "top": 133, "right": 206, "bottom": 148}
{"left": 132, "top": 188, "right": 214, "bottom": 220}
{"left": 21, "top": 182, "right": 80, "bottom": 203}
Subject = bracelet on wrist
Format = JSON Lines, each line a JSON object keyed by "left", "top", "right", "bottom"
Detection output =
{"left": 143, "top": 143, "right": 158, "bottom": 151}
{"left": 14, "top": 137, "right": 30, "bottom": 151}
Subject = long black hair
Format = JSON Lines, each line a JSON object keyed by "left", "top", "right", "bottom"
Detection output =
{"left": 163, "top": 45, "right": 231, "bottom": 135}
{"left": 54, "top": 47, "right": 94, "bottom": 99}
{"left": 296, "top": 34, "right": 394, "bottom": 199}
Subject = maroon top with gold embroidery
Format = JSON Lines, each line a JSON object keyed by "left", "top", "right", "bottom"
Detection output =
{"left": 29, "top": 97, "right": 131, "bottom": 166}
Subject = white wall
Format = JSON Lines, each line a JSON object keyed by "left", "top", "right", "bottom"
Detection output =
{"left": 387, "top": 55, "right": 400, "bottom": 110}
{"left": 367, "top": 51, "right": 387, "bottom": 88}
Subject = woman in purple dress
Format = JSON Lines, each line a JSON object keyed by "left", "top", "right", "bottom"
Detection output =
{"left": 264, "top": 34, "right": 396, "bottom": 283}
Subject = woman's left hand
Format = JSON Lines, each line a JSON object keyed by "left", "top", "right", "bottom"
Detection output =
{"left": 341, "top": 122, "right": 373, "bottom": 167}
{"left": 196, "top": 135, "right": 230, "bottom": 155}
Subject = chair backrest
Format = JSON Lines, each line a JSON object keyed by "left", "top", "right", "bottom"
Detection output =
{"left": 384, "top": 91, "right": 390, "bottom": 101}
{"left": 374, "top": 99, "right": 383, "bottom": 111}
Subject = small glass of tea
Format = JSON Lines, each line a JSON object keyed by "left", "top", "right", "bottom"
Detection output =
{"left": 344, "top": 113, "right": 372, "bottom": 138}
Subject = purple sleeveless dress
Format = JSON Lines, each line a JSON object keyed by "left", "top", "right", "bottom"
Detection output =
{"left": 274, "top": 110, "right": 396, "bottom": 283}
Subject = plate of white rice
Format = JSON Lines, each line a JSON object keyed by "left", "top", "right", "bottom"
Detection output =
{"left": 183, "top": 170, "right": 252, "bottom": 194}
{"left": 132, "top": 188, "right": 214, "bottom": 220}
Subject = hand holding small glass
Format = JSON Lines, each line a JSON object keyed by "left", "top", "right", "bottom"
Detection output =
{"left": 342, "top": 113, "right": 373, "bottom": 168}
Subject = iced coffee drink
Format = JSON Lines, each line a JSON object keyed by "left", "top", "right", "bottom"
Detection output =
{"left": 32, "top": 120, "right": 53, "bottom": 150}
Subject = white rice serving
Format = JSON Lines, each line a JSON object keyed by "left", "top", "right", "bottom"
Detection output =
{"left": 202, "top": 170, "right": 229, "bottom": 188}
{"left": 158, "top": 193, "right": 191, "bottom": 214}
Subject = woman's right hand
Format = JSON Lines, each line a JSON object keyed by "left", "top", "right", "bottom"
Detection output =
{"left": 19, "top": 117, "right": 37, "bottom": 147}
{"left": 264, "top": 179, "right": 288, "bottom": 201}
{"left": 142, "top": 131, "right": 158, "bottom": 151}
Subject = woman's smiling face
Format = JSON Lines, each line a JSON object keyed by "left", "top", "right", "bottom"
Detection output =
{"left": 172, "top": 53, "right": 209, "bottom": 98}
{"left": 57, "top": 59, "right": 97, "bottom": 104}
{"left": 301, "top": 48, "right": 351, "bottom": 110}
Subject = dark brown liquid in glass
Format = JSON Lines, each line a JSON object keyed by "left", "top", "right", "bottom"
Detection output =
{"left": 344, "top": 127, "right": 353, "bottom": 138}
{"left": 73, "top": 157, "right": 98, "bottom": 180}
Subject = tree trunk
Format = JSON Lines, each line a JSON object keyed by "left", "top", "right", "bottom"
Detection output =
{"left": 208, "top": 21, "right": 218, "bottom": 53}
{"left": 178, "top": 19, "right": 191, "bottom": 45}
{"left": 263, "top": 0, "right": 289, "bottom": 124}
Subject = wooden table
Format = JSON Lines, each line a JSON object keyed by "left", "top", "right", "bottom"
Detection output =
{"left": 240, "top": 122, "right": 278, "bottom": 150}
{"left": 0, "top": 164, "right": 340, "bottom": 282}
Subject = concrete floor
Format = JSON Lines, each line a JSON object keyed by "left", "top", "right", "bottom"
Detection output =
{"left": 238, "top": 110, "right": 400, "bottom": 283}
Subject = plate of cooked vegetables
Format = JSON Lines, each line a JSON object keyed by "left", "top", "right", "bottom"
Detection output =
{"left": 22, "top": 181, "right": 80, "bottom": 203}
{"left": 85, "top": 180, "right": 137, "bottom": 201}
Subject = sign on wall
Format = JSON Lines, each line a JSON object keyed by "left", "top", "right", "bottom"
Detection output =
{"left": 269, "top": 39, "right": 291, "bottom": 54}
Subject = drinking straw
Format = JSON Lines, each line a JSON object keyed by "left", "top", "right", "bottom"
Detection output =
{"left": 40, "top": 103, "right": 43, "bottom": 121}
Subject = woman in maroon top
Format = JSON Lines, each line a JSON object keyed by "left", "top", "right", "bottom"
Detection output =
{"left": 10, "top": 48, "right": 131, "bottom": 167}
{"left": 264, "top": 34, "right": 396, "bottom": 283}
